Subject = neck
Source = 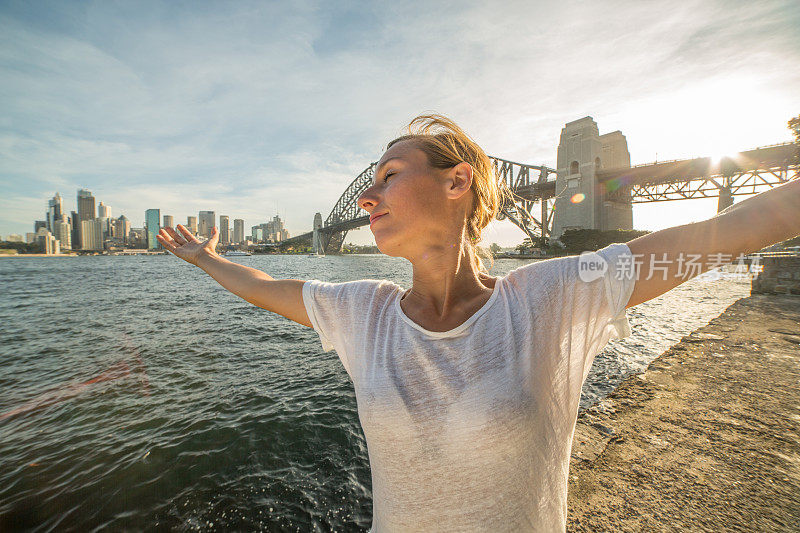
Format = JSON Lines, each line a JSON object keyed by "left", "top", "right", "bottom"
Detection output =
{"left": 404, "top": 235, "right": 493, "bottom": 319}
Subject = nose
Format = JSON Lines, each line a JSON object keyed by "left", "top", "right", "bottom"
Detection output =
{"left": 357, "top": 184, "right": 379, "bottom": 213}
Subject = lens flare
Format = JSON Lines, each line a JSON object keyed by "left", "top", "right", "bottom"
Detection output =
{"left": 604, "top": 178, "right": 622, "bottom": 192}
{"left": 0, "top": 361, "right": 131, "bottom": 421}
{"left": 570, "top": 193, "right": 585, "bottom": 204}
{"left": 0, "top": 333, "right": 150, "bottom": 422}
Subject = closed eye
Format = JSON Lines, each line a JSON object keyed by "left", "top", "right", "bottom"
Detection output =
{"left": 383, "top": 171, "right": 395, "bottom": 183}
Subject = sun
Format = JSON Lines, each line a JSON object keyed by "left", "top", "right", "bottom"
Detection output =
{"left": 709, "top": 151, "right": 733, "bottom": 164}
{"left": 616, "top": 75, "right": 793, "bottom": 163}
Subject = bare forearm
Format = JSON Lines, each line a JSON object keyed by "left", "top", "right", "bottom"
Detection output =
{"left": 196, "top": 252, "right": 273, "bottom": 303}
{"left": 624, "top": 177, "right": 799, "bottom": 308}
{"left": 711, "top": 177, "right": 800, "bottom": 252}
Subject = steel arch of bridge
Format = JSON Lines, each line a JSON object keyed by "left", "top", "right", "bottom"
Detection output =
{"left": 279, "top": 141, "right": 799, "bottom": 254}
{"left": 306, "top": 157, "right": 557, "bottom": 254}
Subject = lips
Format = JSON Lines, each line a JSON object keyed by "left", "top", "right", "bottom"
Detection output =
{"left": 370, "top": 212, "right": 388, "bottom": 224}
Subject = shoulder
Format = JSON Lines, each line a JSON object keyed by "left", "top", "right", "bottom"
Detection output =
{"left": 505, "top": 243, "right": 632, "bottom": 277}
{"left": 304, "top": 277, "right": 398, "bottom": 292}
{"left": 501, "top": 243, "right": 633, "bottom": 294}
{"left": 303, "top": 278, "right": 400, "bottom": 305}
{"left": 502, "top": 254, "right": 572, "bottom": 290}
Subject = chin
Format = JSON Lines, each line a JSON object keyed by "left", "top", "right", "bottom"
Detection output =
{"left": 374, "top": 236, "right": 400, "bottom": 258}
{"left": 375, "top": 242, "right": 393, "bottom": 257}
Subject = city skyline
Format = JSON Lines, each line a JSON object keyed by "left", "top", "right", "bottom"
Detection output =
{"left": 6, "top": 186, "right": 282, "bottom": 240}
{"left": 1, "top": 1, "right": 798, "bottom": 247}
{"left": 2, "top": 186, "right": 290, "bottom": 252}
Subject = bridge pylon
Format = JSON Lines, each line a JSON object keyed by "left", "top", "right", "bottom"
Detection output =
{"left": 551, "top": 117, "right": 633, "bottom": 241}
{"left": 717, "top": 177, "right": 734, "bottom": 213}
{"left": 312, "top": 212, "right": 325, "bottom": 255}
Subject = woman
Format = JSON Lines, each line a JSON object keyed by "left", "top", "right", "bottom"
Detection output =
{"left": 157, "top": 115, "right": 799, "bottom": 532}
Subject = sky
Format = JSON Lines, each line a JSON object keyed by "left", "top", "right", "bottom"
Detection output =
{"left": 1, "top": 0, "right": 798, "bottom": 247}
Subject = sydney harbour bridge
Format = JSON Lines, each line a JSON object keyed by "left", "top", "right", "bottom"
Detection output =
{"left": 279, "top": 116, "right": 798, "bottom": 254}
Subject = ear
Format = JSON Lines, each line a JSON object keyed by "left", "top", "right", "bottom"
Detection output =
{"left": 444, "top": 162, "right": 473, "bottom": 200}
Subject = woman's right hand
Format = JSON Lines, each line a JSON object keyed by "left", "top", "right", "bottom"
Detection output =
{"left": 157, "top": 224, "right": 219, "bottom": 266}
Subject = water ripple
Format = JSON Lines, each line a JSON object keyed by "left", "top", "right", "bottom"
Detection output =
{"left": 0, "top": 255, "right": 749, "bottom": 531}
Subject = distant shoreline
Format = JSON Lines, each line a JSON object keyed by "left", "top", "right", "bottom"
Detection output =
{"left": 0, "top": 252, "right": 560, "bottom": 259}
{"left": 0, "top": 253, "right": 81, "bottom": 258}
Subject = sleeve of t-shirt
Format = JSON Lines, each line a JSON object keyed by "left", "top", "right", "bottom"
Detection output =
{"left": 564, "top": 242, "right": 637, "bottom": 344}
{"left": 505, "top": 242, "right": 637, "bottom": 408}
{"left": 301, "top": 279, "right": 382, "bottom": 380}
{"left": 550, "top": 242, "right": 638, "bottom": 394}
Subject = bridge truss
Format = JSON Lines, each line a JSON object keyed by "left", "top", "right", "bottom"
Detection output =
{"left": 607, "top": 166, "right": 798, "bottom": 204}
{"left": 602, "top": 143, "right": 799, "bottom": 214}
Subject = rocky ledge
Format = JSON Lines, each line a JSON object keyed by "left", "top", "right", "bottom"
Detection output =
{"left": 567, "top": 294, "right": 800, "bottom": 532}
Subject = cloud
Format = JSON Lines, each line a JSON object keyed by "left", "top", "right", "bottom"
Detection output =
{"left": 1, "top": 0, "right": 798, "bottom": 246}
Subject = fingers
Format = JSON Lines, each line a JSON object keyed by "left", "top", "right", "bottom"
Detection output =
{"left": 157, "top": 225, "right": 203, "bottom": 255}
{"left": 157, "top": 227, "right": 186, "bottom": 250}
{"left": 208, "top": 226, "right": 219, "bottom": 247}
{"left": 164, "top": 226, "right": 187, "bottom": 245}
{"left": 177, "top": 224, "right": 199, "bottom": 243}
{"left": 156, "top": 232, "right": 177, "bottom": 253}
{"left": 201, "top": 226, "right": 217, "bottom": 239}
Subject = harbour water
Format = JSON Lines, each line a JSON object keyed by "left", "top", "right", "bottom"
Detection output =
{"left": 0, "top": 254, "right": 751, "bottom": 531}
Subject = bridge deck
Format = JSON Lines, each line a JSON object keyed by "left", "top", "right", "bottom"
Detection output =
{"left": 597, "top": 142, "right": 796, "bottom": 185}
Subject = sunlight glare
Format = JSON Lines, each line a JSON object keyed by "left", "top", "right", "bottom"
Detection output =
{"left": 609, "top": 76, "right": 793, "bottom": 163}
{"left": 709, "top": 151, "right": 732, "bottom": 164}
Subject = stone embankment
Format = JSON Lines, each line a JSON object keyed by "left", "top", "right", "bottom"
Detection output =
{"left": 751, "top": 254, "right": 800, "bottom": 295}
{"left": 567, "top": 294, "right": 800, "bottom": 532}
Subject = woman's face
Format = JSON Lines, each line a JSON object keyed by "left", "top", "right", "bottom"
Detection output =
{"left": 357, "top": 140, "right": 471, "bottom": 259}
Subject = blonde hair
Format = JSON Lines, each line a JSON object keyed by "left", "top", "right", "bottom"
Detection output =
{"left": 387, "top": 114, "right": 509, "bottom": 274}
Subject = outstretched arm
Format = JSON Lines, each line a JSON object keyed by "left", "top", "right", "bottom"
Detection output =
{"left": 157, "top": 225, "right": 312, "bottom": 327}
{"left": 624, "top": 177, "right": 800, "bottom": 308}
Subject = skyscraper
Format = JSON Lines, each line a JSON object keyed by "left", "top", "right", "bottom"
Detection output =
{"left": 77, "top": 189, "right": 96, "bottom": 222}
{"left": 198, "top": 211, "right": 215, "bottom": 238}
{"left": 47, "top": 193, "right": 62, "bottom": 232}
{"left": 97, "top": 202, "right": 112, "bottom": 243}
{"left": 163, "top": 215, "right": 174, "bottom": 229}
{"left": 115, "top": 215, "right": 130, "bottom": 244}
{"left": 77, "top": 189, "right": 96, "bottom": 247}
{"left": 187, "top": 216, "right": 198, "bottom": 234}
{"left": 70, "top": 210, "right": 79, "bottom": 249}
{"left": 80, "top": 219, "right": 103, "bottom": 250}
{"left": 55, "top": 220, "right": 72, "bottom": 250}
{"left": 219, "top": 215, "right": 230, "bottom": 244}
{"left": 145, "top": 209, "right": 161, "bottom": 250}
{"left": 233, "top": 219, "right": 245, "bottom": 244}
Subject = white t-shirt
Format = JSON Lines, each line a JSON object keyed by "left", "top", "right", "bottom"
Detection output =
{"left": 302, "top": 243, "right": 637, "bottom": 532}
